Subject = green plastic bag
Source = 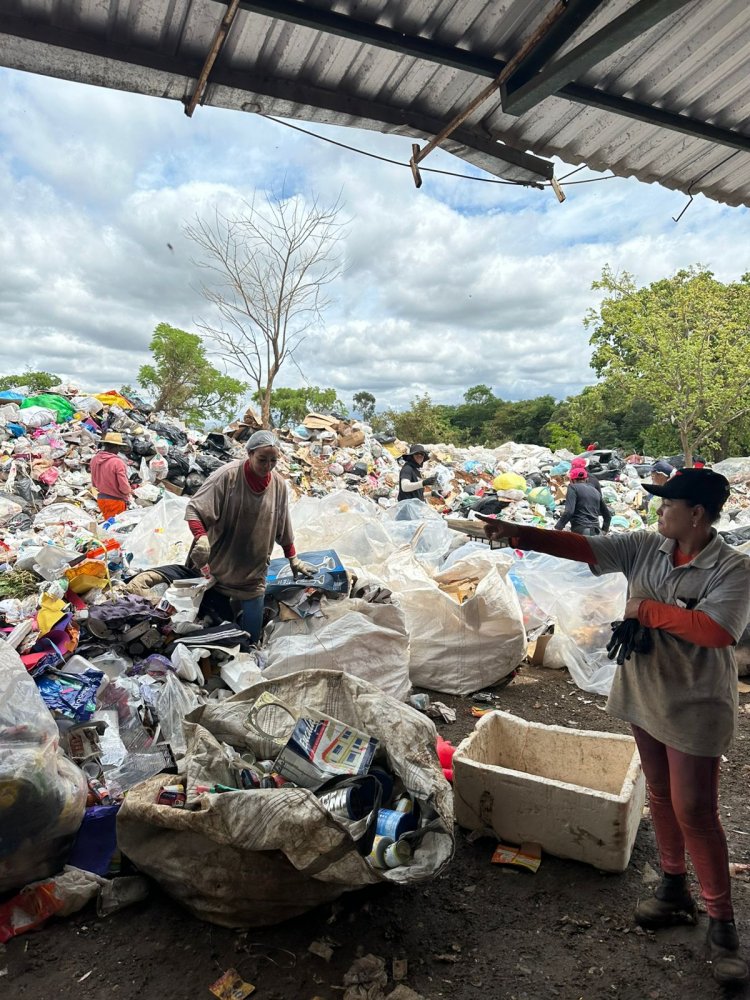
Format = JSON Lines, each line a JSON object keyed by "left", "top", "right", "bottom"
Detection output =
{"left": 20, "top": 394, "right": 75, "bottom": 423}
{"left": 527, "top": 486, "right": 555, "bottom": 510}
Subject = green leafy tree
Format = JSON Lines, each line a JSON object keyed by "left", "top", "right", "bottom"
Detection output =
{"left": 446, "top": 384, "right": 502, "bottom": 444}
{"left": 487, "top": 395, "right": 556, "bottom": 446}
{"left": 542, "top": 423, "right": 583, "bottom": 453}
{"left": 352, "top": 391, "right": 376, "bottom": 422}
{"left": 391, "top": 394, "right": 457, "bottom": 444}
{"left": 586, "top": 265, "right": 750, "bottom": 465}
{"left": 0, "top": 370, "right": 60, "bottom": 394}
{"left": 253, "top": 385, "right": 346, "bottom": 427}
{"left": 138, "top": 323, "right": 247, "bottom": 427}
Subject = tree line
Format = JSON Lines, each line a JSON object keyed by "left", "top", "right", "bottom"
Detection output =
{"left": 5, "top": 189, "right": 749, "bottom": 464}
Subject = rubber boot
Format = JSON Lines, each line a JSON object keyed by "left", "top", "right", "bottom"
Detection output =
{"left": 706, "top": 918, "right": 749, "bottom": 987}
{"left": 634, "top": 872, "right": 698, "bottom": 928}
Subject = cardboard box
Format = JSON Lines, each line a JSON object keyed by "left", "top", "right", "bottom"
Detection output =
{"left": 453, "top": 710, "right": 645, "bottom": 872}
{"left": 274, "top": 708, "right": 378, "bottom": 789}
{"left": 528, "top": 632, "right": 552, "bottom": 666}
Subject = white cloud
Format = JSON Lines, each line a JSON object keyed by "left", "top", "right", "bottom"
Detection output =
{"left": 0, "top": 68, "right": 747, "bottom": 413}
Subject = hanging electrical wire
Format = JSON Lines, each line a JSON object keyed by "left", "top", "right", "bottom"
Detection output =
{"left": 261, "top": 115, "right": 617, "bottom": 190}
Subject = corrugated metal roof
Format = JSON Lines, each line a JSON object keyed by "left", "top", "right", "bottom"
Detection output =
{"left": 1, "top": 0, "right": 750, "bottom": 206}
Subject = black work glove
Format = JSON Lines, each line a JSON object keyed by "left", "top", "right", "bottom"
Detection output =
{"left": 607, "top": 618, "right": 653, "bottom": 666}
{"left": 422, "top": 475, "right": 437, "bottom": 487}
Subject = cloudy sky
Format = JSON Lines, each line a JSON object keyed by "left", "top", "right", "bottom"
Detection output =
{"left": 1, "top": 66, "right": 748, "bottom": 413}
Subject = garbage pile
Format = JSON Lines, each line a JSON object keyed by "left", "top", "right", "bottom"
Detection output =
{"left": 1, "top": 632, "right": 453, "bottom": 935}
{"left": 4, "top": 382, "right": 750, "bottom": 939}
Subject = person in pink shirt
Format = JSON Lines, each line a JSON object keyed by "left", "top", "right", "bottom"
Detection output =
{"left": 89, "top": 432, "right": 132, "bottom": 519}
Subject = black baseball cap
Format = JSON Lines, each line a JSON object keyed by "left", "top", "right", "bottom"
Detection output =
{"left": 644, "top": 467, "right": 730, "bottom": 506}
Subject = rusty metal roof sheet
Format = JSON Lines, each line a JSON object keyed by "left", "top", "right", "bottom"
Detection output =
{"left": 1, "top": 0, "right": 749, "bottom": 205}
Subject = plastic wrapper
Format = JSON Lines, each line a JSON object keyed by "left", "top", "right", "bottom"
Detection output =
{"left": 511, "top": 551, "right": 627, "bottom": 696}
{"left": 33, "top": 503, "right": 97, "bottom": 533}
{"left": 0, "top": 496, "right": 23, "bottom": 526}
{"left": 381, "top": 499, "right": 457, "bottom": 571}
{"left": 35, "top": 669, "right": 103, "bottom": 722}
{"left": 18, "top": 405, "right": 57, "bottom": 429}
{"left": 149, "top": 453, "right": 168, "bottom": 481}
{"left": 161, "top": 576, "right": 213, "bottom": 624}
{"left": 0, "top": 865, "right": 105, "bottom": 943}
{"left": 155, "top": 672, "right": 203, "bottom": 754}
{"left": 121, "top": 493, "right": 192, "bottom": 571}
{"left": 0, "top": 643, "right": 87, "bottom": 894}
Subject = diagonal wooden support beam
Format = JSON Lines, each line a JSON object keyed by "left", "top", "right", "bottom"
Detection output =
{"left": 185, "top": 0, "right": 241, "bottom": 117}
{"left": 408, "top": 2, "right": 568, "bottom": 186}
{"left": 502, "top": 0, "right": 697, "bottom": 116}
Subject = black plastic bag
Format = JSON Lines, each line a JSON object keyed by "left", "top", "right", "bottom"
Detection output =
{"left": 166, "top": 448, "right": 190, "bottom": 478}
{"left": 184, "top": 471, "right": 206, "bottom": 495}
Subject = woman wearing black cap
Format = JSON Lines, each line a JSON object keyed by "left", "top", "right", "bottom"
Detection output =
{"left": 397, "top": 444, "right": 436, "bottom": 503}
{"left": 483, "top": 468, "right": 750, "bottom": 988}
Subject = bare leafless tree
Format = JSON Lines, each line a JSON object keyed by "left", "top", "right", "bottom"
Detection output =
{"left": 185, "top": 194, "right": 346, "bottom": 427}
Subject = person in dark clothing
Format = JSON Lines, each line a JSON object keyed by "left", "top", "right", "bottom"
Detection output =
{"left": 397, "top": 444, "right": 436, "bottom": 502}
{"left": 555, "top": 467, "right": 612, "bottom": 535}
{"left": 571, "top": 456, "right": 602, "bottom": 493}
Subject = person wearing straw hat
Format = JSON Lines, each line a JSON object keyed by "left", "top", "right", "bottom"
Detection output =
{"left": 397, "top": 444, "right": 436, "bottom": 503}
{"left": 185, "top": 430, "right": 315, "bottom": 644}
{"left": 90, "top": 431, "right": 132, "bottom": 519}
{"left": 482, "top": 468, "right": 750, "bottom": 988}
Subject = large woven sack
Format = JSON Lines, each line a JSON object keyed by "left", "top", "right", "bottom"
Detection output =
{"left": 379, "top": 550, "right": 526, "bottom": 695}
{"left": 117, "top": 670, "right": 453, "bottom": 927}
{"left": 264, "top": 598, "right": 411, "bottom": 701}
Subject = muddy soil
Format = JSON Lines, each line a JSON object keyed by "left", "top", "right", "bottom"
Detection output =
{"left": 4, "top": 665, "right": 750, "bottom": 1000}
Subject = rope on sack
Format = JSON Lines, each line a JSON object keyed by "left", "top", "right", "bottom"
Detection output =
{"left": 244, "top": 692, "right": 298, "bottom": 747}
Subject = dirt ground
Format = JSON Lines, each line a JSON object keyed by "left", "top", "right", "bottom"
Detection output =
{"left": 4, "top": 665, "right": 750, "bottom": 1000}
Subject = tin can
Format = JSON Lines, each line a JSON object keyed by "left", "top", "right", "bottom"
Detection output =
{"left": 238, "top": 768, "right": 261, "bottom": 789}
{"left": 87, "top": 777, "right": 112, "bottom": 806}
{"left": 319, "top": 780, "right": 377, "bottom": 820}
{"left": 156, "top": 783, "right": 187, "bottom": 808}
{"left": 367, "top": 835, "right": 394, "bottom": 869}
{"left": 384, "top": 839, "right": 413, "bottom": 868}
{"left": 376, "top": 808, "right": 418, "bottom": 840}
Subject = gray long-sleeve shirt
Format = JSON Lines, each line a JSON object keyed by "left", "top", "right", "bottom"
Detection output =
{"left": 185, "top": 462, "right": 293, "bottom": 599}
{"left": 555, "top": 481, "right": 612, "bottom": 532}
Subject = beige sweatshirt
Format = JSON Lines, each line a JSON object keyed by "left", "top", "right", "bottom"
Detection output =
{"left": 185, "top": 462, "right": 294, "bottom": 599}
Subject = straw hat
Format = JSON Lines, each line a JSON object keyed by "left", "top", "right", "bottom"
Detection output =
{"left": 102, "top": 431, "right": 126, "bottom": 446}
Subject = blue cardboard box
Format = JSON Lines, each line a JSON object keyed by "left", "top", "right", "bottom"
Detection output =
{"left": 265, "top": 549, "right": 348, "bottom": 597}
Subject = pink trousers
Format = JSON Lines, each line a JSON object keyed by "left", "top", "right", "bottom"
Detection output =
{"left": 632, "top": 725, "right": 733, "bottom": 920}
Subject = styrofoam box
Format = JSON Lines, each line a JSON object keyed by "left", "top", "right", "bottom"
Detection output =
{"left": 453, "top": 710, "right": 645, "bottom": 872}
